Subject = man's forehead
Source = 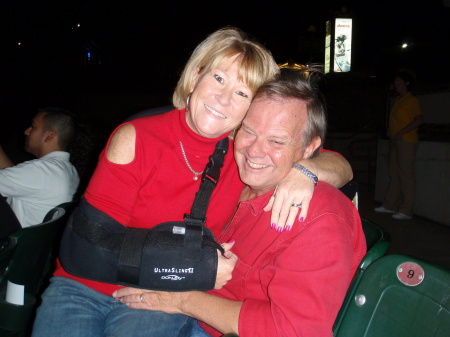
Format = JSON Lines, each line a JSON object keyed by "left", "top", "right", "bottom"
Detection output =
{"left": 249, "top": 95, "right": 306, "bottom": 111}
{"left": 33, "top": 113, "right": 43, "bottom": 122}
{"left": 246, "top": 97, "right": 306, "bottom": 130}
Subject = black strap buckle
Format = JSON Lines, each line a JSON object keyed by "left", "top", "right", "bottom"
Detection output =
{"left": 183, "top": 213, "right": 205, "bottom": 226}
{"left": 202, "top": 138, "right": 228, "bottom": 184}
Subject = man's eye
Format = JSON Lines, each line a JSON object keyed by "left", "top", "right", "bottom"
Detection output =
{"left": 213, "top": 74, "right": 224, "bottom": 84}
{"left": 243, "top": 129, "right": 255, "bottom": 137}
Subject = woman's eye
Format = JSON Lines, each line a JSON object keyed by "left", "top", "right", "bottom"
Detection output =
{"left": 213, "top": 74, "right": 224, "bottom": 84}
{"left": 236, "top": 91, "right": 249, "bottom": 99}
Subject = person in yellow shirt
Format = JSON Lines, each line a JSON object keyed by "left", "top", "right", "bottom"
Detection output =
{"left": 375, "top": 70, "right": 423, "bottom": 219}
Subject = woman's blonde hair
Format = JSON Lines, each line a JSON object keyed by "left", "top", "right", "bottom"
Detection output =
{"left": 172, "top": 27, "right": 279, "bottom": 109}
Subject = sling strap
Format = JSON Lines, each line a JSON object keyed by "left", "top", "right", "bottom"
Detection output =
{"left": 64, "top": 138, "right": 230, "bottom": 287}
{"left": 117, "top": 137, "right": 229, "bottom": 284}
{"left": 186, "top": 137, "right": 229, "bottom": 223}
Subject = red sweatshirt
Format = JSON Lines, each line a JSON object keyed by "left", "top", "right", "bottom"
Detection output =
{"left": 54, "top": 109, "right": 244, "bottom": 295}
{"left": 201, "top": 183, "right": 367, "bottom": 337}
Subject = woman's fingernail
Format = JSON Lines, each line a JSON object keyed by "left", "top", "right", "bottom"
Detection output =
{"left": 277, "top": 227, "right": 282, "bottom": 233}
{"left": 285, "top": 226, "right": 291, "bottom": 232}
{"left": 228, "top": 238, "right": 235, "bottom": 243}
{"left": 271, "top": 223, "right": 276, "bottom": 229}
{"left": 299, "top": 217, "right": 304, "bottom": 222}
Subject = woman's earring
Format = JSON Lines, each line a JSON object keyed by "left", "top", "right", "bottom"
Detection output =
{"left": 186, "top": 93, "right": 191, "bottom": 107}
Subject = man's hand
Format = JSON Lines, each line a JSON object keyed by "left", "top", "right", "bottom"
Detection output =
{"left": 0, "top": 145, "right": 14, "bottom": 169}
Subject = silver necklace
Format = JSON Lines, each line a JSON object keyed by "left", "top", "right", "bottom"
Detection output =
{"left": 179, "top": 141, "right": 203, "bottom": 180}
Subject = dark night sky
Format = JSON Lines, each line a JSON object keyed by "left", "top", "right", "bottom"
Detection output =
{"left": 4, "top": 0, "right": 449, "bottom": 63}
{"left": 1, "top": 0, "right": 450, "bottom": 140}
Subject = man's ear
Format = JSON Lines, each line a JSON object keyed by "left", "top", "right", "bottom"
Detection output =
{"left": 44, "top": 130, "right": 57, "bottom": 143}
{"left": 302, "top": 136, "right": 322, "bottom": 159}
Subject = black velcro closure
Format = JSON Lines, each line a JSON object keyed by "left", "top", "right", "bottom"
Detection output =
{"left": 183, "top": 224, "right": 203, "bottom": 261}
{"left": 117, "top": 228, "right": 148, "bottom": 284}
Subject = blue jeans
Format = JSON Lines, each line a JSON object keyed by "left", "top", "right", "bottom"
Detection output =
{"left": 31, "top": 277, "right": 195, "bottom": 337}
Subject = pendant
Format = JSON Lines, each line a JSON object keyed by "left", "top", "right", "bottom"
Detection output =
{"left": 193, "top": 176, "right": 199, "bottom": 181}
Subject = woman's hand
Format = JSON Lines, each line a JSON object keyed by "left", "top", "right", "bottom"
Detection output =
{"left": 264, "top": 152, "right": 353, "bottom": 232}
{"left": 112, "top": 242, "right": 237, "bottom": 312}
{"left": 113, "top": 287, "right": 242, "bottom": 334}
{"left": 113, "top": 287, "right": 185, "bottom": 314}
{"left": 215, "top": 241, "right": 238, "bottom": 289}
{"left": 264, "top": 169, "right": 314, "bottom": 232}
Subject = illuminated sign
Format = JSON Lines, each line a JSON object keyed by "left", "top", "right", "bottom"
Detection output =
{"left": 324, "top": 21, "right": 331, "bottom": 74}
{"left": 334, "top": 18, "right": 352, "bottom": 72}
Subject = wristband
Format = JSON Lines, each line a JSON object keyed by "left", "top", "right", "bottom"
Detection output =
{"left": 292, "top": 163, "right": 318, "bottom": 186}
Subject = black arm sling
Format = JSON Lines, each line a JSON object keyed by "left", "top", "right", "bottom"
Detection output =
{"left": 59, "top": 138, "right": 228, "bottom": 291}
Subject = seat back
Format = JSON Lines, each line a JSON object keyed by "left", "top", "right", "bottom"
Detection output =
{"left": 42, "top": 201, "right": 77, "bottom": 223}
{"left": 4, "top": 207, "right": 67, "bottom": 295}
{"left": 334, "top": 254, "right": 450, "bottom": 336}
{"left": 0, "top": 206, "right": 69, "bottom": 336}
{"left": 0, "top": 237, "right": 17, "bottom": 276}
{"left": 339, "top": 179, "right": 359, "bottom": 209}
{"left": 333, "top": 218, "right": 390, "bottom": 333}
{"left": 361, "top": 218, "right": 390, "bottom": 252}
{"left": 0, "top": 196, "right": 22, "bottom": 241}
{"left": 123, "top": 105, "right": 174, "bottom": 122}
{"left": 41, "top": 200, "right": 79, "bottom": 284}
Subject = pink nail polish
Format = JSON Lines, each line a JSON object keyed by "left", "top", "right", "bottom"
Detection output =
{"left": 271, "top": 223, "right": 276, "bottom": 229}
{"left": 228, "top": 239, "right": 235, "bottom": 243}
{"left": 300, "top": 217, "right": 304, "bottom": 222}
{"left": 285, "top": 226, "right": 291, "bottom": 232}
{"left": 277, "top": 227, "right": 282, "bottom": 233}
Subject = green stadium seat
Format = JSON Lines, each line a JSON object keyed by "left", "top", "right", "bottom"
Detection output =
{"left": 334, "top": 254, "right": 450, "bottom": 336}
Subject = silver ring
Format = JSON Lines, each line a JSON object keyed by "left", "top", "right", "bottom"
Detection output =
{"left": 139, "top": 294, "right": 144, "bottom": 303}
{"left": 291, "top": 203, "right": 302, "bottom": 208}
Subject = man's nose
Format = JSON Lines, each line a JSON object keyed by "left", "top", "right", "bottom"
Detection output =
{"left": 247, "top": 139, "right": 265, "bottom": 157}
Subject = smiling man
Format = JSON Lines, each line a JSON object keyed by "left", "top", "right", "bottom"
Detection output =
{"left": 115, "top": 70, "right": 367, "bottom": 337}
{"left": 234, "top": 90, "right": 320, "bottom": 199}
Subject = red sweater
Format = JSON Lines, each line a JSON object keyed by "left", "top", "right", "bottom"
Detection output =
{"left": 201, "top": 183, "right": 367, "bottom": 337}
{"left": 54, "top": 109, "right": 244, "bottom": 295}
